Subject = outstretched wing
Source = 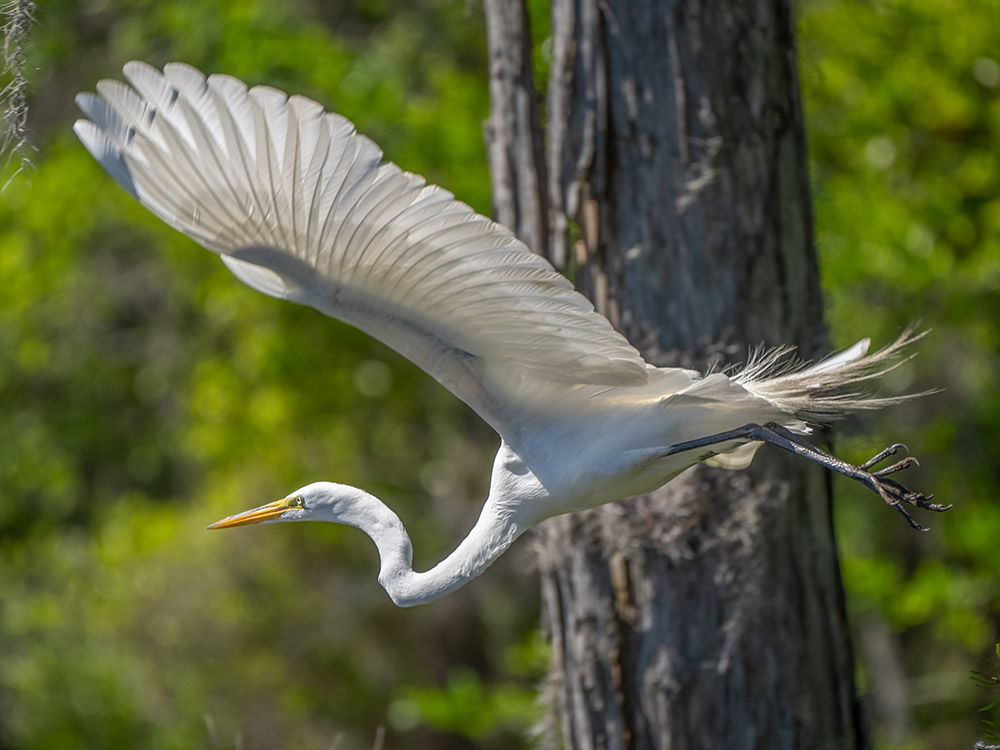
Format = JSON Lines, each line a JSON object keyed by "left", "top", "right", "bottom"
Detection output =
{"left": 73, "top": 62, "right": 653, "bottom": 438}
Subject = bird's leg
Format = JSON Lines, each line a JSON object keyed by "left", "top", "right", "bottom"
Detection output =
{"left": 658, "top": 423, "right": 951, "bottom": 531}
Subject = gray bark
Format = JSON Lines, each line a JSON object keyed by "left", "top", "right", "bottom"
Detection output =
{"left": 484, "top": 1, "right": 867, "bottom": 749}
{"left": 484, "top": 0, "right": 547, "bottom": 253}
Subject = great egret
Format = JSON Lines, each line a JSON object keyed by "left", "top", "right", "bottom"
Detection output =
{"left": 74, "top": 62, "right": 947, "bottom": 607}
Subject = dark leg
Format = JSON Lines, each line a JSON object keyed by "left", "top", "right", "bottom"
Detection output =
{"left": 659, "top": 422, "right": 951, "bottom": 531}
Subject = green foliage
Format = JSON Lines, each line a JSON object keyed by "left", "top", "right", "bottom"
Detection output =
{"left": 388, "top": 632, "right": 548, "bottom": 743}
{"left": 972, "top": 644, "right": 1000, "bottom": 743}
{"left": 800, "top": 0, "right": 1000, "bottom": 746}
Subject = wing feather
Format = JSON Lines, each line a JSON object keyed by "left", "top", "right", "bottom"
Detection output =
{"left": 73, "top": 119, "right": 138, "bottom": 199}
{"left": 206, "top": 77, "right": 285, "bottom": 250}
{"left": 74, "top": 62, "right": 653, "bottom": 437}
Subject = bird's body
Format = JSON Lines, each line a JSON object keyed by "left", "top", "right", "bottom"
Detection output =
{"left": 75, "top": 62, "right": 946, "bottom": 607}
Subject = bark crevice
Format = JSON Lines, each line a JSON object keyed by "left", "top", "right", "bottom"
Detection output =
{"left": 483, "top": 1, "right": 866, "bottom": 747}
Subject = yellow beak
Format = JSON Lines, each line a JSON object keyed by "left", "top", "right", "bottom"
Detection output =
{"left": 208, "top": 498, "right": 294, "bottom": 529}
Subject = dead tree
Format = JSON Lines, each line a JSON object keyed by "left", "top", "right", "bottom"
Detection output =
{"left": 484, "top": 1, "right": 867, "bottom": 748}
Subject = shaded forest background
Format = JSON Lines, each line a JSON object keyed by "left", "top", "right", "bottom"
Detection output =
{"left": 0, "top": 0, "right": 997, "bottom": 747}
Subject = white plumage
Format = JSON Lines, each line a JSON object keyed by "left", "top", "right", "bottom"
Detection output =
{"left": 75, "top": 62, "right": 945, "bottom": 607}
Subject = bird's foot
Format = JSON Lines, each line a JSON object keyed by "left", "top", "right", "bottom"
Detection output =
{"left": 856, "top": 443, "right": 951, "bottom": 531}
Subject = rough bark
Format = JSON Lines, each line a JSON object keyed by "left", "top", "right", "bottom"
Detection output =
{"left": 484, "top": 0, "right": 547, "bottom": 253}
{"left": 484, "top": 1, "right": 867, "bottom": 749}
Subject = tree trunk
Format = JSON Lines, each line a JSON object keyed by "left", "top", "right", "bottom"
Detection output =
{"left": 484, "top": 1, "right": 868, "bottom": 749}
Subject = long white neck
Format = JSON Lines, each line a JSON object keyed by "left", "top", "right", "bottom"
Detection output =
{"left": 331, "top": 487, "right": 526, "bottom": 607}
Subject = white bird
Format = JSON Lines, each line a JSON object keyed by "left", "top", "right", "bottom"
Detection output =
{"left": 74, "top": 62, "right": 947, "bottom": 607}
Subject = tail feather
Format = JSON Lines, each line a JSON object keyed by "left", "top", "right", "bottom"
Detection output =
{"left": 734, "top": 326, "right": 929, "bottom": 424}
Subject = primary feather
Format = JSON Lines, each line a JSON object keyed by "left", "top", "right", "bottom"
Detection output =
{"left": 74, "top": 61, "right": 651, "bottom": 443}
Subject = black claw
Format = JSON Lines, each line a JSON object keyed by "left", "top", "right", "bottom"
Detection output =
{"left": 874, "top": 456, "right": 920, "bottom": 477}
{"left": 892, "top": 502, "right": 928, "bottom": 532}
{"left": 921, "top": 500, "right": 953, "bottom": 513}
{"left": 851, "top": 444, "right": 947, "bottom": 529}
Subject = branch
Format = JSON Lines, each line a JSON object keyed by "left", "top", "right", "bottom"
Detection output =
{"left": 482, "top": 0, "right": 547, "bottom": 254}
{"left": 1, "top": 0, "right": 36, "bottom": 187}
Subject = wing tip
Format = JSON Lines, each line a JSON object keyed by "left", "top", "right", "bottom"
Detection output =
{"left": 122, "top": 59, "right": 158, "bottom": 80}
{"left": 73, "top": 119, "right": 139, "bottom": 199}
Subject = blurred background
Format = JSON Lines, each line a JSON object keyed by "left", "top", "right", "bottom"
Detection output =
{"left": 0, "top": 0, "right": 996, "bottom": 747}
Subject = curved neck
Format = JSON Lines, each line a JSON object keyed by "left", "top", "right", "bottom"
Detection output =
{"left": 337, "top": 489, "right": 525, "bottom": 607}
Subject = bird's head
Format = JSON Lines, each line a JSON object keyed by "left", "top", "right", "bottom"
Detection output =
{"left": 207, "top": 482, "right": 353, "bottom": 529}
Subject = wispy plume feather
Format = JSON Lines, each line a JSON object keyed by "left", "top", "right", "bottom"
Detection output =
{"left": 735, "top": 326, "right": 931, "bottom": 423}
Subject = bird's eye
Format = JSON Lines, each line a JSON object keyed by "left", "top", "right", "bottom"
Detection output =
{"left": 289, "top": 495, "right": 305, "bottom": 508}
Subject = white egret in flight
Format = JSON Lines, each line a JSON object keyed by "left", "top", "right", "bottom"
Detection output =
{"left": 74, "top": 62, "right": 947, "bottom": 607}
